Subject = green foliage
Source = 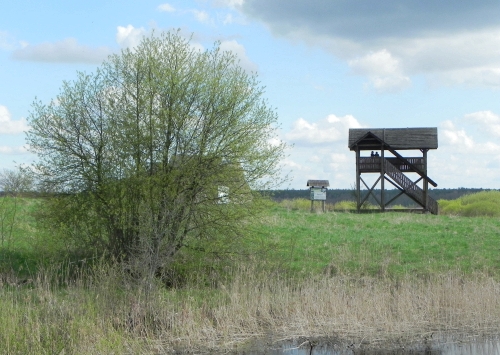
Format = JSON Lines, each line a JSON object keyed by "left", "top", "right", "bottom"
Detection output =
{"left": 25, "top": 30, "right": 285, "bottom": 275}
{"left": 439, "top": 190, "right": 500, "bottom": 217}
{"left": 251, "top": 207, "right": 500, "bottom": 277}
{"left": 333, "top": 200, "right": 357, "bottom": 211}
{"left": 0, "top": 197, "right": 17, "bottom": 249}
{"left": 278, "top": 198, "right": 381, "bottom": 212}
{"left": 0, "top": 198, "right": 44, "bottom": 275}
{"left": 0, "top": 168, "right": 37, "bottom": 268}
{"left": 279, "top": 198, "right": 311, "bottom": 211}
{"left": 270, "top": 188, "right": 489, "bottom": 207}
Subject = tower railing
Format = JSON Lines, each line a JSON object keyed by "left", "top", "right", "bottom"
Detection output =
{"left": 384, "top": 159, "right": 438, "bottom": 214}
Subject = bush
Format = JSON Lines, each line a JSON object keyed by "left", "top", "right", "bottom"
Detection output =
{"left": 279, "top": 199, "right": 374, "bottom": 212}
{"left": 279, "top": 198, "right": 335, "bottom": 212}
{"left": 333, "top": 200, "right": 356, "bottom": 211}
{"left": 26, "top": 31, "right": 286, "bottom": 275}
{"left": 438, "top": 190, "right": 500, "bottom": 217}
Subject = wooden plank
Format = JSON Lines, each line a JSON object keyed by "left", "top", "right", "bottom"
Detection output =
{"left": 306, "top": 180, "right": 330, "bottom": 187}
{"left": 349, "top": 128, "right": 438, "bottom": 150}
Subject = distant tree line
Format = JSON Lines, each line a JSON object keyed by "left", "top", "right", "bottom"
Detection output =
{"left": 269, "top": 188, "right": 496, "bottom": 207}
{"left": 1, "top": 187, "right": 494, "bottom": 207}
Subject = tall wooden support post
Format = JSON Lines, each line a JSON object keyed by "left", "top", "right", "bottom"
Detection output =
{"left": 356, "top": 146, "right": 361, "bottom": 213}
{"left": 422, "top": 149, "right": 428, "bottom": 213}
{"left": 380, "top": 145, "right": 385, "bottom": 211}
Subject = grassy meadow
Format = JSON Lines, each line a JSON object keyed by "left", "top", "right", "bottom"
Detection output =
{"left": 258, "top": 199, "right": 500, "bottom": 276}
{"left": 1, "top": 192, "right": 500, "bottom": 353}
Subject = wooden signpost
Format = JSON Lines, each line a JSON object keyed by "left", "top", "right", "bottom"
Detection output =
{"left": 307, "top": 180, "right": 330, "bottom": 212}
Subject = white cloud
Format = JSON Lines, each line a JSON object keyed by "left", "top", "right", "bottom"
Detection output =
{"left": 371, "top": 76, "right": 411, "bottom": 93}
{"left": 349, "top": 49, "right": 400, "bottom": 76}
{"left": 285, "top": 114, "right": 364, "bottom": 146}
{"left": 0, "top": 145, "right": 29, "bottom": 154}
{"left": 395, "top": 29, "right": 500, "bottom": 88}
{"left": 432, "top": 147, "right": 500, "bottom": 188}
{"left": 349, "top": 50, "right": 411, "bottom": 92}
{"left": 425, "top": 113, "right": 500, "bottom": 187}
{"left": 436, "top": 68, "right": 500, "bottom": 89}
{"left": 326, "top": 153, "right": 349, "bottom": 172}
{"left": 280, "top": 113, "right": 367, "bottom": 187}
{"left": 116, "top": 25, "right": 148, "bottom": 49}
{"left": 191, "top": 9, "right": 212, "bottom": 24}
{"left": 238, "top": 2, "right": 500, "bottom": 89}
{"left": 349, "top": 30, "right": 500, "bottom": 89}
{"left": 408, "top": 32, "right": 498, "bottom": 86}
{"left": 282, "top": 158, "right": 306, "bottom": 171}
{"left": 158, "top": 3, "right": 175, "bottom": 12}
{"left": 440, "top": 120, "right": 474, "bottom": 150}
{"left": 220, "top": 40, "right": 257, "bottom": 72}
{"left": 464, "top": 111, "right": 500, "bottom": 137}
{"left": 0, "top": 106, "right": 29, "bottom": 134}
{"left": 212, "top": 0, "right": 244, "bottom": 9}
{"left": 11, "top": 38, "right": 112, "bottom": 64}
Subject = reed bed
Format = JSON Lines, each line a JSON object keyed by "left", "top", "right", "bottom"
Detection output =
{"left": 1, "top": 264, "right": 500, "bottom": 354}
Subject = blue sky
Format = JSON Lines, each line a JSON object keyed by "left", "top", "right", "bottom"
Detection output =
{"left": 1, "top": 0, "right": 500, "bottom": 189}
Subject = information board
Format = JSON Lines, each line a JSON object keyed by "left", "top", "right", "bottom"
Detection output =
{"left": 310, "top": 187, "right": 327, "bottom": 200}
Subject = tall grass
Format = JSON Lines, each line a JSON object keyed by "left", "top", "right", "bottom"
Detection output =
{"left": 278, "top": 198, "right": 374, "bottom": 212}
{"left": 439, "top": 190, "right": 500, "bottom": 217}
{"left": 1, "top": 263, "right": 500, "bottom": 354}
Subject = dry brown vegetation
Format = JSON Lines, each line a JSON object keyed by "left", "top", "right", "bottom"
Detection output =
{"left": 2, "top": 264, "right": 500, "bottom": 354}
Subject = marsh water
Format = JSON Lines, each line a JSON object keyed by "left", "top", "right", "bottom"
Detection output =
{"left": 244, "top": 337, "right": 500, "bottom": 355}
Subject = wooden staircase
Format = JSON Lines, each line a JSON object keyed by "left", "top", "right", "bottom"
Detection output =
{"left": 384, "top": 159, "right": 439, "bottom": 214}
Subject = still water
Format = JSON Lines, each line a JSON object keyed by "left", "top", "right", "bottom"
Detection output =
{"left": 247, "top": 338, "right": 500, "bottom": 355}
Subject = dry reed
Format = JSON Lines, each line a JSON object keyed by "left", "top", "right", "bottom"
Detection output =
{"left": 1, "top": 264, "right": 500, "bottom": 354}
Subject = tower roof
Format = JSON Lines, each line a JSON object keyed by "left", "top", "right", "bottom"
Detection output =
{"left": 348, "top": 127, "right": 438, "bottom": 151}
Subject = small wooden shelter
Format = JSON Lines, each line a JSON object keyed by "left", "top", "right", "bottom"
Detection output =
{"left": 307, "top": 180, "right": 330, "bottom": 212}
{"left": 348, "top": 127, "right": 439, "bottom": 214}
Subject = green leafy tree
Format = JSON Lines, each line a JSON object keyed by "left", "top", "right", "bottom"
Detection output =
{"left": 26, "top": 31, "right": 286, "bottom": 277}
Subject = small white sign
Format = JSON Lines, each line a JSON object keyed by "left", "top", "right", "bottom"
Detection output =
{"left": 218, "top": 186, "right": 229, "bottom": 204}
{"left": 310, "top": 187, "right": 327, "bottom": 200}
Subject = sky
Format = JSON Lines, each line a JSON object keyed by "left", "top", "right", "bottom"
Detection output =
{"left": 1, "top": 0, "right": 500, "bottom": 190}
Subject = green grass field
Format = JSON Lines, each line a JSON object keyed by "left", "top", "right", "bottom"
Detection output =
{"left": 2, "top": 193, "right": 500, "bottom": 279}
{"left": 249, "top": 205, "right": 500, "bottom": 277}
{"left": 0, "top": 197, "right": 41, "bottom": 274}
{"left": 2, "top": 192, "right": 500, "bottom": 353}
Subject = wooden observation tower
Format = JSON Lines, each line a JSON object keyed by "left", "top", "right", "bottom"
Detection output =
{"left": 348, "top": 128, "right": 439, "bottom": 214}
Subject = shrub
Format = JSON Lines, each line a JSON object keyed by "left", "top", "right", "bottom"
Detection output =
{"left": 438, "top": 190, "right": 500, "bottom": 217}
{"left": 280, "top": 198, "right": 310, "bottom": 211}
{"left": 333, "top": 200, "right": 357, "bottom": 211}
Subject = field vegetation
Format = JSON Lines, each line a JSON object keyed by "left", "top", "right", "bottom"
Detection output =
{"left": 438, "top": 190, "right": 500, "bottom": 217}
{"left": 1, "top": 191, "right": 500, "bottom": 353}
